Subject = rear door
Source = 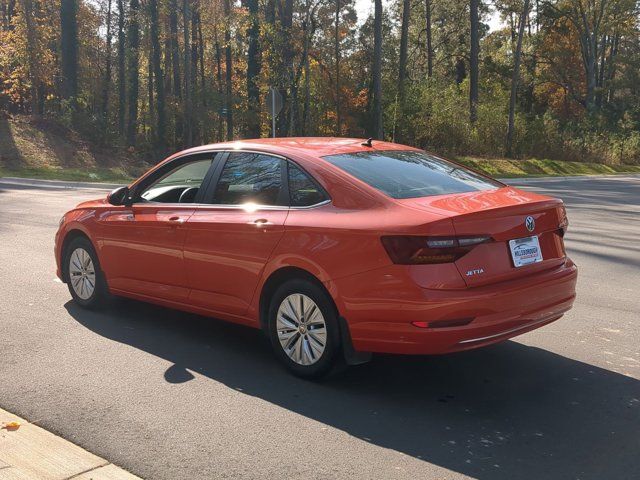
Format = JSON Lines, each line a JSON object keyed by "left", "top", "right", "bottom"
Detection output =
{"left": 183, "top": 152, "right": 289, "bottom": 317}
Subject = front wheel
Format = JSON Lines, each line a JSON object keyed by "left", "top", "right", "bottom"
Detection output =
{"left": 64, "top": 237, "right": 108, "bottom": 309}
{"left": 267, "top": 279, "right": 341, "bottom": 379}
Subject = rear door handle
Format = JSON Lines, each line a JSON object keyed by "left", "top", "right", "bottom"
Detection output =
{"left": 167, "top": 216, "right": 186, "bottom": 225}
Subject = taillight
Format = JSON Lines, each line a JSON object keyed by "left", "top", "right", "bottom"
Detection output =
{"left": 558, "top": 205, "right": 569, "bottom": 237}
{"left": 381, "top": 235, "right": 491, "bottom": 264}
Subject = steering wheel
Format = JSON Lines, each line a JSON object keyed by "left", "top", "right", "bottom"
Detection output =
{"left": 178, "top": 187, "right": 199, "bottom": 204}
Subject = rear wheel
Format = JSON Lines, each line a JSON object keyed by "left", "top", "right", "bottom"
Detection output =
{"left": 267, "top": 279, "right": 341, "bottom": 379}
{"left": 64, "top": 237, "right": 108, "bottom": 309}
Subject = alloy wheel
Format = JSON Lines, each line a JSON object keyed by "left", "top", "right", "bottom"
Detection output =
{"left": 276, "top": 293, "right": 327, "bottom": 366}
{"left": 69, "top": 247, "right": 96, "bottom": 300}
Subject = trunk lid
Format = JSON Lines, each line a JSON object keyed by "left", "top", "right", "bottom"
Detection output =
{"left": 398, "top": 187, "right": 567, "bottom": 287}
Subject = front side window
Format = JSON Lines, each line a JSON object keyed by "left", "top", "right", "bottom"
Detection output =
{"left": 213, "top": 153, "right": 285, "bottom": 206}
{"left": 139, "top": 157, "right": 213, "bottom": 203}
{"left": 323, "top": 150, "right": 502, "bottom": 199}
{"left": 288, "top": 163, "right": 328, "bottom": 207}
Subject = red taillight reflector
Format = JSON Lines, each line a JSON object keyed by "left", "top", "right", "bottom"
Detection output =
{"left": 558, "top": 205, "right": 569, "bottom": 236}
{"left": 411, "top": 318, "right": 474, "bottom": 329}
{"left": 381, "top": 236, "right": 491, "bottom": 265}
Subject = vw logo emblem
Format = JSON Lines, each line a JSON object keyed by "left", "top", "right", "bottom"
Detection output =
{"left": 525, "top": 216, "right": 535, "bottom": 232}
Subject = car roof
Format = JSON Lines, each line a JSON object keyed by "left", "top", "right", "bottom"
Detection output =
{"left": 172, "top": 137, "right": 420, "bottom": 159}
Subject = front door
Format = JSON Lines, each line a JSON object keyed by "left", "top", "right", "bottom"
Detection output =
{"left": 183, "top": 152, "right": 289, "bottom": 317}
{"left": 99, "top": 154, "right": 216, "bottom": 302}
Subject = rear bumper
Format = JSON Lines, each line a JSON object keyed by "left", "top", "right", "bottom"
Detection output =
{"left": 332, "top": 259, "right": 577, "bottom": 355}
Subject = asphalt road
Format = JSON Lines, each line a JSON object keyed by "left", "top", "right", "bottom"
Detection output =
{"left": 0, "top": 175, "right": 639, "bottom": 480}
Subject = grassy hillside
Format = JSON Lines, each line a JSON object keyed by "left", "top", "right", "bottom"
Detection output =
{"left": 1, "top": 114, "right": 639, "bottom": 183}
{"left": 457, "top": 156, "right": 640, "bottom": 178}
{"left": 0, "top": 114, "right": 142, "bottom": 182}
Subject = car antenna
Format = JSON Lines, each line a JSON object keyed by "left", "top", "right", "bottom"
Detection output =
{"left": 361, "top": 137, "right": 374, "bottom": 147}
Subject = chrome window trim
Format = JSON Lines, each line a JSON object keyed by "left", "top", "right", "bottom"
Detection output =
{"left": 136, "top": 199, "right": 332, "bottom": 211}
{"left": 134, "top": 147, "right": 332, "bottom": 210}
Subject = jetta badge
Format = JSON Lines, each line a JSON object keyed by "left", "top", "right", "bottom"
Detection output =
{"left": 525, "top": 216, "right": 535, "bottom": 232}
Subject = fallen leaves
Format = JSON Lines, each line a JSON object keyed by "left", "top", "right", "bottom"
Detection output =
{"left": 2, "top": 421, "right": 21, "bottom": 431}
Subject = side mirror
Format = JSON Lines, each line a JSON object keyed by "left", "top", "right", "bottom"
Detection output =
{"left": 107, "top": 186, "right": 130, "bottom": 206}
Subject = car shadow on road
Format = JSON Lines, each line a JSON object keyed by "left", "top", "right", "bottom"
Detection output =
{"left": 65, "top": 299, "right": 640, "bottom": 480}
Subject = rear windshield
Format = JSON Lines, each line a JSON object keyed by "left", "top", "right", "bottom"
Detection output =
{"left": 323, "top": 150, "right": 502, "bottom": 199}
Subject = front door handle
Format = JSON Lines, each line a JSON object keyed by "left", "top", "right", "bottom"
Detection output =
{"left": 167, "top": 216, "right": 186, "bottom": 225}
{"left": 252, "top": 218, "right": 272, "bottom": 226}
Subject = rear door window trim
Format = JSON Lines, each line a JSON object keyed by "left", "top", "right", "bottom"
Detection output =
{"left": 199, "top": 150, "right": 331, "bottom": 210}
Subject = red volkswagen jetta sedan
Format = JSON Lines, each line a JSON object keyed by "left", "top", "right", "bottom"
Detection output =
{"left": 55, "top": 138, "right": 577, "bottom": 377}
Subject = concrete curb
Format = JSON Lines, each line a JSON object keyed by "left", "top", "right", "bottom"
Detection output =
{"left": 0, "top": 408, "right": 141, "bottom": 480}
{"left": 499, "top": 173, "right": 640, "bottom": 183}
{"left": 0, "top": 177, "right": 125, "bottom": 190}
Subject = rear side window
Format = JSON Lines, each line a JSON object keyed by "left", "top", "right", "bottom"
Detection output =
{"left": 323, "top": 150, "right": 502, "bottom": 199}
{"left": 213, "top": 153, "right": 285, "bottom": 206}
{"left": 288, "top": 163, "right": 328, "bottom": 207}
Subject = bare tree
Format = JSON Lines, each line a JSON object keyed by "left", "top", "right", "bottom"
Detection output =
{"left": 425, "top": 0, "right": 433, "bottom": 78}
{"left": 149, "top": 0, "right": 165, "bottom": 149}
{"left": 397, "top": 0, "right": 410, "bottom": 136}
{"left": 117, "top": 0, "right": 126, "bottom": 136}
{"left": 372, "top": 0, "right": 383, "bottom": 139}
{"left": 19, "top": 0, "right": 40, "bottom": 114}
{"left": 60, "top": 0, "right": 79, "bottom": 103}
{"left": 469, "top": 0, "right": 479, "bottom": 123}
{"left": 101, "top": 0, "right": 113, "bottom": 124}
{"left": 182, "top": 0, "right": 192, "bottom": 146}
{"left": 506, "top": 0, "right": 531, "bottom": 157}
{"left": 126, "top": 0, "right": 140, "bottom": 146}
{"left": 223, "top": 0, "right": 233, "bottom": 139}
{"left": 334, "top": 0, "right": 341, "bottom": 135}
{"left": 246, "top": 0, "right": 261, "bottom": 138}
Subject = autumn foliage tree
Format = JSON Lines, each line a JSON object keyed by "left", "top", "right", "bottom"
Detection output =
{"left": 1, "top": 0, "right": 639, "bottom": 164}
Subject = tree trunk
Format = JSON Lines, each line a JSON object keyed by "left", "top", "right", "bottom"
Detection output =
{"left": 245, "top": 0, "right": 261, "bottom": 138}
{"left": 126, "top": 0, "right": 140, "bottom": 147}
{"left": 372, "top": 0, "right": 383, "bottom": 139}
{"left": 279, "top": 0, "right": 293, "bottom": 136}
{"left": 606, "top": 33, "right": 619, "bottom": 103}
{"left": 168, "top": 0, "right": 182, "bottom": 142}
{"left": 223, "top": 0, "right": 233, "bottom": 140}
{"left": 334, "top": 0, "right": 341, "bottom": 135}
{"left": 117, "top": 0, "right": 126, "bottom": 136}
{"left": 149, "top": 0, "right": 166, "bottom": 149}
{"left": 197, "top": 14, "right": 206, "bottom": 107}
{"left": 584, "top": 36, "right": 597, "bottom": 111}
{"left": 469, "top": 0, "right": 479, "bottom": 123}
{"left": 182, "top": 0, "right": 192, "bottom": 147}
{"left": 595, "top": 34, "right": 607, "bottom": 108}
{"left": 164, "top": 28, "right": 172, "bottom": 96}
{"left": 301, "top": 1, "right": 316, "bottom": 136}
{"left": 396, "top": 0, "right": 410, "bottom": 140}
{"left": 425, "top": 0, "right": 433, "bottom": 78}
{"left": 101, "top": 0, "right": 113, "bottom": 124}
{"left": 506, "top": 0, "right": 530, "bottom": 158}
{"left": 147, "top": 39, "right": 154, "bottom": 140}
{"left": 60, "top": 0, "right": 78, "bottom": 103}
{"left": 19, "top": 0, "right": 40, "bottom": 114}
{"left": 214, "top": 39, "right": 224, "bottom": 141}
{"left": 191, "top": 2, "right": 199, "bottom": 143}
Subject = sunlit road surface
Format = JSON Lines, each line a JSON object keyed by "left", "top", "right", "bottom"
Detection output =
{"left": 0, "top": 175, "right": 638, "bottom": 480}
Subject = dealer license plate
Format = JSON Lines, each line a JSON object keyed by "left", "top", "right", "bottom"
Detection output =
{"left": 509, "top": 235, "right": 543, "bottom": 267}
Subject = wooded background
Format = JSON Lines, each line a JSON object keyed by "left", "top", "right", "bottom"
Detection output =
{"left": 1, "top": 0, "right": 640, "bottom": 165}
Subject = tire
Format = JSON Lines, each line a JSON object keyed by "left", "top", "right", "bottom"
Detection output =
{"left": 267, "top": 279, "right": 341, "bottom": 379}
{"left": 64, "top": 236, "right": 108, "bottom": 309}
